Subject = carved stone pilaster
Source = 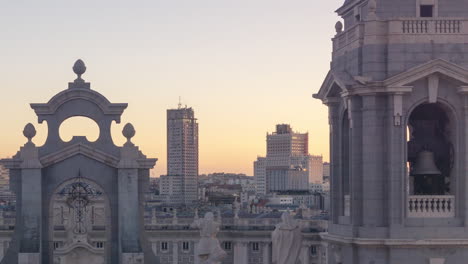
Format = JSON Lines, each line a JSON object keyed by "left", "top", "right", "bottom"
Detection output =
{"left": 118, "top": 123, "right": 143, "bottom": 259}
{"left": 18, "top": 124, "right": 42, "bottom": 264}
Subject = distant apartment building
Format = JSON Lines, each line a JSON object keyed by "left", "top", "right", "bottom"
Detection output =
{"left": 160, "top": 106, "right": 199, "bottom": 205}
{"left": 309, "top": 155, "right": 323, "bottom": 184}
{"left": 0, "top": 165, "right": 14, "bottom": 203}
{"left": 253, "top": 157, "right": 267, "bottom": 195}
{"left": 254, "top": 124, "right": 312, "bottom": 194}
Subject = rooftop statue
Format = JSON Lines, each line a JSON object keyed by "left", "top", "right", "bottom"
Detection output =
{"left": 191, "top": 212, "right": 227, "bottom": 264}
{"left": 272, "top": 212, "right": 302, "bottom": 264}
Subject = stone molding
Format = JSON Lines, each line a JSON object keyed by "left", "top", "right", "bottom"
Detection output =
{"left": 40, "top": 143, "right": 119, "bottom": 168}
{"left": 316, "top": 59, "right": 468, "bottom": 103}
{"left": 321, "top": 233, "right": 468, "bottom": 247}
{"left": 383, "top": 59, "right": 468, "bottom": 87}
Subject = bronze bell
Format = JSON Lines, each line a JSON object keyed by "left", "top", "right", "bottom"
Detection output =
{"left": 412, "top": 150, "right": 441, "bottom": 175}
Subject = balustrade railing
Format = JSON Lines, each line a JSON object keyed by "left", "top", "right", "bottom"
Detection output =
{"left": 402, "top": 19, "right": 461, "bottom": 34}
{"left": 407, "top": 195, "right": 455, "bottom": 218}
{"left": 333, "top": 18, "right": 468, "bottom": 54}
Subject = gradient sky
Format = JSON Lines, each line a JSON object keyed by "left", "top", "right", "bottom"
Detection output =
{"left": 0, "top": 0, "right": 343, "bottom": 176}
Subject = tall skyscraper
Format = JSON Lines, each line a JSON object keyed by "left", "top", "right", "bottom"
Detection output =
{"left": 254, "top": 124, "right": 310, "bottom": 193}
{"left": 161, "top": 105, "right": 199, "bottom": 205}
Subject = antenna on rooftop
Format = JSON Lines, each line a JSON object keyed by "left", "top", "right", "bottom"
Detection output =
{"left": 178, "top": 96, "right": 182, "bottom": 109}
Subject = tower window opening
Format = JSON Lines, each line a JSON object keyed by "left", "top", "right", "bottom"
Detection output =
{"left": 407, "top": 103, "right": 454, "bottom": 195}
{"left": 420, "top": 5, "right": 434, "bottom": 17}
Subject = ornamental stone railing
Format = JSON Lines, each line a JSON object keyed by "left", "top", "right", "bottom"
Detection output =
{"left": 407, "top": 195, "right": 455, "bottom": 218}
{"left": 399, "top": 19, "right": 462, "bottom": 34}
{"left": 332, "top": 23, "right": 364, "bottom": 55}
{"left": 332, "top": 18, "right": 468, "bottom": 56}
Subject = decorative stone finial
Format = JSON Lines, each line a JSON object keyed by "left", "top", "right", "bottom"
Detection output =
{"left": 73, "top": 59, "right": 86, "bottom": 80}
{"left": 335, "top": 21, "right": 343, "bottom": 34}
{"left": 369, "top": 0, "right": 377, "bottom": 12}
{"left": 69, "top": 59, "right": 91, "bottom": 89}
{"left": 122, "top": 123, "right": 136, "bottom": 143}
{"left": 368, "top": 0, "right": 378, "bottom": 20}
{"left": 23, "top": 123, "right": 36, "bottom": 143}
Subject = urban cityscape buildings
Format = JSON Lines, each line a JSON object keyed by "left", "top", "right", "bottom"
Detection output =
{"left": 160, "top": 106, "right": 199, "bottom": 205}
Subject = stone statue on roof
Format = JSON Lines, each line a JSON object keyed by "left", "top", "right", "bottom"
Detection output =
{"left": 191, "top": 212, "right": 227, "bottom": 264}
{"left": 272, "top": 212, "right": 302, "bottom": 264}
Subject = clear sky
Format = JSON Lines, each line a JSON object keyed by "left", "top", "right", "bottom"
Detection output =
{"left": 0, "top": 0, "right": 343, "bottom": 176}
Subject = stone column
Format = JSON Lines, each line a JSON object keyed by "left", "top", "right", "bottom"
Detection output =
{"left": 326, "top": 99, "right": 341, "bottom": 224}
{"left": 350, "top": 96, "right": 363, "bottom": 227}
{"left": 387, "top": 93, "right": 406, "bottom": 227}
{"left": 262, "top": 242, "right": 271, "bottom": 264}
{"left": 460, "top": 89, "right": 468, "bottom": 225}
{"left": 194, "top": 241, "right": 200, "bottom": 264}
{"left": 233, "top": 241, "right": 248, "bottom": 264}
{"left": 361, "top": 94, "right": 385, "bottom": 226}
{"left": 0, "top": 240, "right": 4, "bottom": 263}
{"left": 300, "top": 244, "right": 310, "bottom": 264}
{"left": 172, "top": 241, "right": 178, "bottom": 264}
{"left": 18, "top": 124, "right": 42, "bottom": 264}
{"left": 320, "top": 242, "right": 328, "bottom": 264}
{"left": 118, "top": 124, "right": 143, "bottom": 264}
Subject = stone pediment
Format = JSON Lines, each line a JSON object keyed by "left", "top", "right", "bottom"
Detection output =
{"left": 383, "top": 59, "right": 468, "bottom": 88}
{"left": 40, "top": 143, "right": 120, "bottom": 168}
{"left": 39, "top": 143, "right": 156, "bottom": 169}
{"left": 315, "top": 60, "right": 468, "bottom": 99}
{"left": 314, "top": 70, "right": 354, "bottom": 102}
{"left": 336, "top": 0, "right": 365, "bottom": 16}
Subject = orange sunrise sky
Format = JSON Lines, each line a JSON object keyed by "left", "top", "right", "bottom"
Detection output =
{"left": 0, "top": 0, "right": 343, "bottom": 176}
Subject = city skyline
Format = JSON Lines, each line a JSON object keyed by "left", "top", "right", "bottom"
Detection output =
{"left": 0, "top": 0, "right": 342, "bottom": 176}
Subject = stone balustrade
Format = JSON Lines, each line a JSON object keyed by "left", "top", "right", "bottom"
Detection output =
{"left": 332, "top": 18, "right": 468, "bottom": 56}
{"left": 407, "top": 195, "right": 455, "bottom": 218}
{"left": 332, "top": 23, "right": 364, "bottom": 55}
{"left": 397, "top": 19, "right": 464, "bottom": 34}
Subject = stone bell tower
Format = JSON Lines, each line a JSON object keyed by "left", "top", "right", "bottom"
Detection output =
{"left": 315, "top": 0, "right": 468, "bottom": 263}
{"left": 0, "top": 60, "right": 157, "bottom": 264}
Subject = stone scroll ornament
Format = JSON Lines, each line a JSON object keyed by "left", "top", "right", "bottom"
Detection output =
{"left": 191, "top": 212, "right": 227, "bottom": 264}
{"left": 272, "top": 212, "right": 302, "bottom": 264}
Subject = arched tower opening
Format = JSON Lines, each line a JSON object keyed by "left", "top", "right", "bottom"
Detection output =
{"left": 407, "top": 103, "right": 455, "bottom": 196}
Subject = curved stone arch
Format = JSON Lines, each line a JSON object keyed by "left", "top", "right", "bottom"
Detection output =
{"left": 404, "top": 97, "right": 460, "bottom": 160}
{"left": 31, "top": 89, "right": 127, "bottom": 121}
{"left": 48, "top": 176, "right": 112, "bottom": 264}
{"left": 30, "top": 88, "right": 128, "bottom": 154}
